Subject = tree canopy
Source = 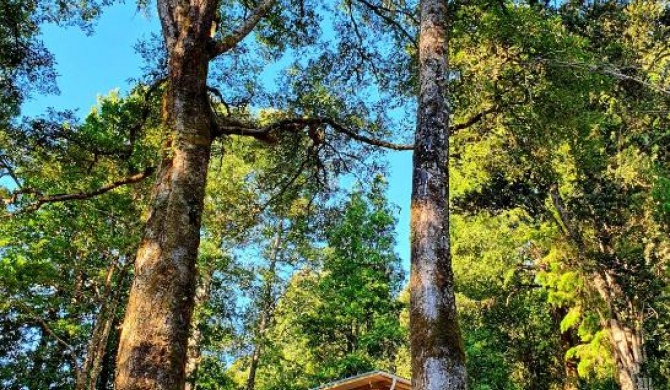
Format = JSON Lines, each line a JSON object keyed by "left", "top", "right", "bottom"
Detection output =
{"left": 1, "top": 1, "right": 669, "bottom": 390}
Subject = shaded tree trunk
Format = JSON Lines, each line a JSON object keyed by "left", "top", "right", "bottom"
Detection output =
{"left": 552, "top": 306, "right": 580, "bottom": 390}
{"left": 76, "top": 259, "right": 130, "bottom": 390}
{"left": 114, "top": 1, "right": 217, "bottom": 388}
{"left": 80, "top": 301, "right": 117, "bottom": 390}
{"left": 246, "top": 310, "right": 268, "bottom": 390}
{"left": 98, "top": 314, "right": 121, "bottom": 390}
{"left": 410, "top": 0, "right": 467, "bottom": 389}
{"left": 246, "top": 223, "right": 282, "bottom": 390}
{"left": 184, "top": 271, "right": 213, "bottom": 390}
{"left": 550, "top": 185, "right": 650, "bottom": 390}
{"left": 593, "top": 272, "right": 648, "bottom": 390}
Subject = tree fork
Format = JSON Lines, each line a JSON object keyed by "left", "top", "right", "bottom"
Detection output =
{"left": 410, "top": 0, "right": 467, "bottom": 389}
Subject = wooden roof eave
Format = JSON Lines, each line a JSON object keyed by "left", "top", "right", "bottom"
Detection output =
{"left": 312, "top": 371, "right": 411, "bottom": 390}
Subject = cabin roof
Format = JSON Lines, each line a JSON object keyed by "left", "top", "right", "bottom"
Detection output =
{"left": 312, "top": 371, "right": 411, "bottom": 390}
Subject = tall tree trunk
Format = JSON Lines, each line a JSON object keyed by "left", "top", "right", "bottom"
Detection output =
{"left": 609, "top": 317, "right": 646, "bottom": 390}
{"left": 98, "top": 314, "right": 121, "bottom": 390}
{"left": 410, "top": 0, "right": 467, "bottom": 389}
{"left": 77, "top": 260, "right": 130, "bottom": 390}
{"left": 114, "top": 1, "right": 217, "bottom": 388}
{"left": 592, "top": 272, "right": 648, "bottom": 390}
{"left": 246, "top": 223, "right": 282, "bottom": 390}
{"left": 184, "top": 270, "right": 213, "bottom": 390}
{"left": 246, "top": 311, "right": 267, "bottom": 390}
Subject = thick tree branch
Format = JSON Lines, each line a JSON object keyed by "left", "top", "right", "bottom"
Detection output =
{"left": 7, "top": 167, "right": 155, "bottom": 214}
{"left": 549, "top": 183, "right": 586, "bottom": 251}
{"left": 209, "top": 0, "right": 276, "bottom": 58}
{"left": 323, "top": 118, "right": 413, "bottom": 150}
{"left": 212, "top": 115, "right": 414, "bottom": 151}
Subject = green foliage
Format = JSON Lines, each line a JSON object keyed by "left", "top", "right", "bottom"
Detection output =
{"left": 2, "top": 1, "right": 670, "bottom": 389}
{"left": 216, "top": 177, "right": 406, "bottom": 390}
{"left": 0, "top": 0, "right": 125, "bottom": 126}
{"left": 450, "top": 210, "right": 565, "bottom": 390}
{"left": 0, "top": 0, "right": 55, "bottom": 125}
{"left": 296, "top": 177, "right": 405, "bottom": 380}
{"left": 0, "top": 89, "right": 157, "bottom": 388}
{"left": 448, "top": 1, "right": 670, "bottom": 388}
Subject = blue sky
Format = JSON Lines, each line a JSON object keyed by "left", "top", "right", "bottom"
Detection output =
{"left": 21, "top": 3, "right": 414, "bottom": 271}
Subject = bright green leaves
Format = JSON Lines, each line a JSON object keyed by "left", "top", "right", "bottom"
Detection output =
{"left": 560, "top": 306, "right": 582, "bottom": 333}
{"left": 0, "top": 88, "right": 157, "bottom": 388}
{"left": 448, "top": 1, "right": 670, "bottom": 387}
{"left": 296, "top": 177, "right": 404, "bottom": 381}
{"left": 566, "top": 329, "right": 616, "bottom": 380}
{"left": 451, "top": 207, "right": 568, "bottom": 389}
{"left": 654, "top": 175, "right": 670, "bottom": 229}
{"left": 2, "top": 87, "right": 161, "bottom": 217}
{"left": 220, "top": 177, "right": 406, "bottom": 389}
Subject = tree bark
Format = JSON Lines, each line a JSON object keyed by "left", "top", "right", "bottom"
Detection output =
{"left": 245, "top": 311, "right": 267, "bottom": 390}
{"left": 609, "top": 317, "right": 646, "bottom": 390}
{"left": 114, "top": 1, "right": 216, "bottom": 389}
{"left": 592, "top": 272, "right": 648, "bottom": 390}
{"left": 98, "top": 315, "right": 121, "bottom": 390}
{"left": 550, "top": 185, "right": 650, "bottom": 390}
{"left": 410, "top": 1, "right": 467, "bottom": 389}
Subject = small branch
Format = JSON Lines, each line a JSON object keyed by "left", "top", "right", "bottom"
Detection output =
{"left": 7, "top": 167, "right": 155, "bottom": 215}
{"left": 641, "top": 130, "right": 670, "bottom": 153}
{"left": 352, "top": 0, "right": 418, "bottom": 50}
{"left": 451, "top": 105, "right": 499, "bottom": 133}
{"left": 358, "top": 0, "right": 418, "bottom": 24}
{"left": 13, "top": 300, "right": 76, "bottom": 355}
{"left": 0, "top": 155, "right": 23, "bottom": 189}
{"left": 549, "top": 184, "right": 587, "bottom": 254}
{"left": 260, "top": 155, "right": 312, "bottom": 212}
{"left": 347, "top": 0, "right": 383, "bottom": 83}
{"left": 207, "top": 86, "right": 231, "bottom": 116}
{"left": 535, "top": 58, "right": 670, "bottom": 96}
{"left": 125, "top": 78, "right": 167, "bottom": 158}
{"left": 209, "top": 0, "right": 276, "bottom": 58}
